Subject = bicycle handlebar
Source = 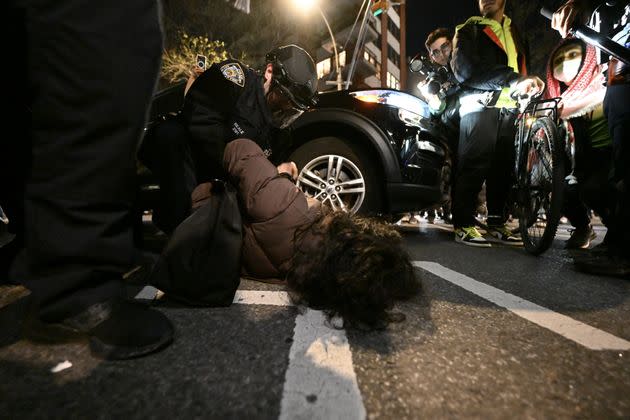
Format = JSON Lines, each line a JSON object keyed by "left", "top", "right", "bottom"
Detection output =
{"left": 540, "top": 7, "right": 630, "bottom": 66}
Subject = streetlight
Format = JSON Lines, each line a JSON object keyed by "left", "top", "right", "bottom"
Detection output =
{"left": 292, "top": 0, "right": 344, "bottom": 91}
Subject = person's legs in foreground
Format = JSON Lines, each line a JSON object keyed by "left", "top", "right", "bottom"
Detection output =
{"left": 575, "top": 83, "right": 630, "bottom": 277}
{"left": 563, "top": 183, "right": 596, "bottom": 249}
{"left": 452, "top": 109, "right": 499, "bottom": 247}
{"left": 9, "top": 0, "right": 174, "bottom": 359}
{"left": 484, "top": 109, "right": 522, "bottom": 245}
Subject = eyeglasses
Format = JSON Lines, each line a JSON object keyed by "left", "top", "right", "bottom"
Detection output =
{"left": 430, "top": 40, "right": 452, "bottom": 58}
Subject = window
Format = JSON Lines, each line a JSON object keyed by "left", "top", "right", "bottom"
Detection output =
{"left": 338, "top": 50, "right": 346, "bottom": 67}
{"left": 364, "top": 49, "right": 377, "bottom": 67}
{"left": 364, "top": 49, "right": 381, "bottom": 79}
{"left": 317, "top": 58, "right": 331, "bottom": 79}
{"left": 386, "top": 72, "right": 399, "bottom": 90}
{"left": 387, "top": 19, "right": 400, "bottom": 40}
{"left": 387, "top": 45, "right": 400, "bottom": 67}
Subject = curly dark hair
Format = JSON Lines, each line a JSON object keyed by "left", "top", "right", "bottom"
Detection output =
{"left": 286, "top": 211, "right": 421, "bottom": 329}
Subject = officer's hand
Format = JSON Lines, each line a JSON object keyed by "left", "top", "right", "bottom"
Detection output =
{"left": 184, "top": 66, "right": 206, "bottom": 96}
{"left": 277, "top": 162, "right": 299, "bottom": 182}
{"left": 191, "top": 65, "right": 205, "bottom": 78}
{"left": 514, "top": 76, "right": 545, "bottom": 98}
{"left": 551, "top": 0, "right": 583, "bottom": 38}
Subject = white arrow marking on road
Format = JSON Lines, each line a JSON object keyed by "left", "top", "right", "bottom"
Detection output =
{"left": 413, "top": 261, "right": 630, "bottom": 351}
{"left": 231, "top": 290, "right": 366, "bottom": 420}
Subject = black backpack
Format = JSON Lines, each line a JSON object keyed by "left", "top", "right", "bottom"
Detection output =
{"left": 149, "top": 181, "right": 242, "bottom": 306}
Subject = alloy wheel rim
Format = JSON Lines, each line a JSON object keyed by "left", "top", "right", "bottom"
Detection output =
{"left": 296, "top": 154, "right": 365, "bottom": 213}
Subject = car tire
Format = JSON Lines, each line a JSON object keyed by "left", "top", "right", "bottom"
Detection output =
{"left": 288, "top": 136, "right": 383, "bottom": 214}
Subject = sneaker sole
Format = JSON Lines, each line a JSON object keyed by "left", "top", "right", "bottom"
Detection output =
{"left": 485, "top": 233, "right": 523, "bottom": 246}
{"left": 455, "top": 236, "right": 491, "bottom": 248}
{"left": 565, "top": 232, "right": 597, "bottom": 250}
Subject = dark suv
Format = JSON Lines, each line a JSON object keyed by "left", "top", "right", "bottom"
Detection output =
{"left": 144, "top": 83, "right": 448, "bottom": 216}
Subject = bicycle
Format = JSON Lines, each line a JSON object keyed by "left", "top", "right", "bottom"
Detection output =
{"left": 511, "top": 94, "right": 566, "bottom": 255}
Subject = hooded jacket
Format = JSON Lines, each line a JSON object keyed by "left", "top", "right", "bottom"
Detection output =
{"left": 223, "top": 139, "right": 322, "bottom": 280}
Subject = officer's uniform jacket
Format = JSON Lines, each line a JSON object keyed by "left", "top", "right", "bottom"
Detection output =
{"left": 181, "top": 59, "right": 277, "bottom": 180}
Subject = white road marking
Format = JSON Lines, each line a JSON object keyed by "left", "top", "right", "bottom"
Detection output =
{"left": 232, "top": 291, "right": 366, "bottom": 419}
{"left": 232, "top": 290, "right": 292, "bottom": 306}
{"left": 134, "top": 285, "right": 159, "bottom": 300}
{"left": 279, "top": 309, "right": 366, "bottom": 420}
{"left": 413, "top": 261, "right": 630, "bottom": 351}
{"left": 51, "top": 360, "right": 72, "bottom": 373}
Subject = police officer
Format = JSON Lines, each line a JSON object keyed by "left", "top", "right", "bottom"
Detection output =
{"left": 139, "top": 44, "right": 318, "bottom": 234}
{"left": 3, "top": 0, "right": 174, "bottom": 360}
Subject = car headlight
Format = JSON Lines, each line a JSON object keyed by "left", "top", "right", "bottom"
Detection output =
{"left": 350, "top": 89, "right": 431, "bottom": 127}
{"left": 398, "top": 108, "right": 423, "bottom": 127}
{"left": 417, "top": 140, "right": 440, "bottom": 153}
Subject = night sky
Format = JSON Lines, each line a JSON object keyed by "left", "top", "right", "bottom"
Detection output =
{"left": 406, "top": 1, "right": 479, "bottom": 57}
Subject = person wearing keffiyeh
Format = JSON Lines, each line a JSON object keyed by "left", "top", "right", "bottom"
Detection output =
{"left": 545, "top": 38, "right": 615, "bottom": 250}
{"left": 551, "top": 0, "right": 630, "bottom": 278}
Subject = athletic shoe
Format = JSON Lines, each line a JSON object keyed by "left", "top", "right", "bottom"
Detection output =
{"left": 565, "top": 225, "right": 596, "bottom": 249}
{"left": 486, "top": 224, "right": 523, "bottom": 245}
{"left": 455, "top": 226, "right": 491, "bottom": 247}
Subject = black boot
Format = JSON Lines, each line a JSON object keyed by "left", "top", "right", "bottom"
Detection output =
{"left": 24, "top": 299, "right": 174, "bottom": 360}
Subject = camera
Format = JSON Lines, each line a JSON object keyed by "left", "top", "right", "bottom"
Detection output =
{"left": 409, "top": 54, "right": 454, "bottom": 98}
{"left": 196, "top": 54, "right": 207, "bottom": 70}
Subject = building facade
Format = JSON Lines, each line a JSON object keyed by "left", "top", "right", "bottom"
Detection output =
{"left": 315, "top": 1, "right": 406, "bottom": 92}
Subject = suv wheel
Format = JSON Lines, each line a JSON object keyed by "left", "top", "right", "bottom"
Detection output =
{"left": 289, "top": 136, "right": 382, "bottom": 214}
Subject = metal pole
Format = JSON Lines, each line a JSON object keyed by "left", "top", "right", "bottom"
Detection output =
{"left": 346, "top": 2, "right": 372, "bottom": 89}
{"left": 317, "top": 6, "right": 343, "bottom": 90}
{"left": 380, "top": 10, "right": 388, "bottom": 88}
{"left": 399, "top": 0, "right": 406, "bottom": 90}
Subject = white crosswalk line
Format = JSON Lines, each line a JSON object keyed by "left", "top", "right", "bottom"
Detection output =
{"left": 414, "top": 261, "right": 630, "bottom": 351}
{"left": 232, "top": 290, "right": 292, "bottom": 306}
{"left": 279, "top": 309, "right": 366, "bottom": 420}
{"left": 232, "top": 290, "right": 366, "bottom": 419}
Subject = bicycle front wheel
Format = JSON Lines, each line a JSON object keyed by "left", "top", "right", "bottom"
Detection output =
{"left": 517, "top": 116, "right": 565, "bottom": 255}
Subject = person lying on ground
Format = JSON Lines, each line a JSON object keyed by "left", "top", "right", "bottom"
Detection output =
{"left": 222, "top": 138, "right": 421, "bottom": 328}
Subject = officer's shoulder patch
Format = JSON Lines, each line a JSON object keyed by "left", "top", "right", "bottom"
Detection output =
{"left": 220, "top": 62, "right": 245, "bottom": 87}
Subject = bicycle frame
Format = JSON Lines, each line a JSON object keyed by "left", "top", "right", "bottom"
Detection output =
{"left": 513, "top": 97, "right": 561, "bottom": 181}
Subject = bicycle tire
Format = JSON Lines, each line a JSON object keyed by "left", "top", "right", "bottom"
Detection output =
{"left": 518, "top": 116, "right": 565, "bottom": 255}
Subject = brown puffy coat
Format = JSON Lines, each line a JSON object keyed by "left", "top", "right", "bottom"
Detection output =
{"left": 223, "top": 139, "right": 321, "bottom": 280}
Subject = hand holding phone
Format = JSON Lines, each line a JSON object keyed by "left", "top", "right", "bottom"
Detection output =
{"left": 196, "top": 54, "right": 207, "bottom": 70}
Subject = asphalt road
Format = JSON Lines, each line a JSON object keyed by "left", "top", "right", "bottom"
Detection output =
{"left": 1, "top": 219, "right": 629, "bottom": 419}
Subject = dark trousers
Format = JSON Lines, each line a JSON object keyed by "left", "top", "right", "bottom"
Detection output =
{"left": 2, "top": 0, "right": 162, "bottom": 322}
{"left": 452, "top": 108, "right": 516, "bottom": 228}
{"left": 564, "top": 128, "right": 614, "bottom": 230}
{"left": 138, "top": 117, "right": 198, "bottom": 234}
{"left": 603, "top": 83, "right": 630, "bottom": 256}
